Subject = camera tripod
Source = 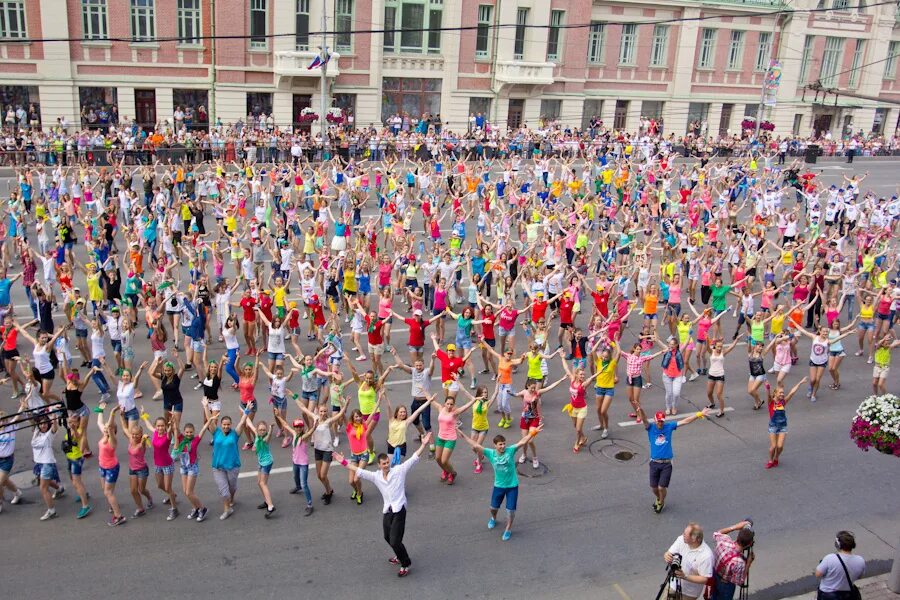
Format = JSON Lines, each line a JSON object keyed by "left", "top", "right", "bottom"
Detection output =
{"left": 737, "top": 546, "right": 753, "bottom": 600}
{"left": 654, "top": 565, "right": 684, "bottom": 600}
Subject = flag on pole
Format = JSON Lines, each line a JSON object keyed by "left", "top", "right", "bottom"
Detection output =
{"left": 307, "top": 55, "right": 322, "bottom": 70}
{"left": 321, "top": 51, "right": 331, "bottom": 67}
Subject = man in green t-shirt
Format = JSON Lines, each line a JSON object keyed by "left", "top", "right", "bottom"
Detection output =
{"left": 458, "top": 426, "right": 540, "bottom": 541}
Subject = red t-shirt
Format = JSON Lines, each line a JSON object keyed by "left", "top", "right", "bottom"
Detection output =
{"left": 481, "top": 311, "right": 495, "bottom": 340}
{"left": 1, "top": 326, "right": 17, "bottom": 351}
{"left": 531, "top": 300, "right": 549, "bottom": 323}
{"left": 436, "top": 349, "right": 465, "bottom": 383}
{"left": 239, "top": 296, "right": 257, "bottom": 321}
{"left": 559, "top": 298, "right": 575, "bottom": 324}
{"left": 404, "top": 317, "right": 428, "bottom": 347}
{"left": 259, "top": 295, "right": 273, "bottom": 321}
{"left": 591, "top": 290, "right": 609, "bottom": 318}
{"left": 365, "top": 316, "right": 385, "bottom": 345}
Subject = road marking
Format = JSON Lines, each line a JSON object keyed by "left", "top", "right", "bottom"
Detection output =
{"left": 618, "top": 406, "right": 733, "bottom": 427}
{"left": 612, "top": 583, "right": 633, "bottom": 600}
{"left": 238, "top": 466, "right": 294, "bottom": 479}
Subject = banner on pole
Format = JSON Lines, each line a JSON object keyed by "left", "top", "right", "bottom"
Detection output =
{"left": 763, "top": 59, "right": 782, "bottom": 107}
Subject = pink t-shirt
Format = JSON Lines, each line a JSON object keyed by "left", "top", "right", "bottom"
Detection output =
{"left": 437, "top": 409, "right": 457, "bottom": 440}
{"left": 128, "top": 440, "right": 148, "bottom": 471}
{"left": 292, "top": 436, "right": 309, "bottom": 466}
{"left": 498, "top": 307, "right": 518, "bottom": 330}
{"left": 152, "top": 431, "right": 173, "bottom": 467}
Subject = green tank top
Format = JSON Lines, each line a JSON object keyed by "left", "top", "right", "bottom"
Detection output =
{"left": 677, "top": 322, "right": 691, "bottom": 346}
{"left": 526, "top": 353, "right": 543, "bottom": 379}
{"left": 358, "top": 386, "right": 378, "bottom": 414}
{"left": 751, "top": 320, "right": 765, "bottom": 343}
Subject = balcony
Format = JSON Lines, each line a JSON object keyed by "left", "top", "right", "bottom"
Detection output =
{"left": 381, "top": 54, "right": 445, "bottom": 74}
{"left": 495, "top": 61, "right": 555, "bottom": 86}
{"left": 697, "top": 0, "right": 784, "bottom": 7}
{"left": 274, "top": 51, "right": 340, "bottom": 83}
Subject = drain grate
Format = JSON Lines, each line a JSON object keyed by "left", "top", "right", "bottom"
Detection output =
{"left": 614, "top": 450, "right": 634, "bottom": 461}
{"left": 589, "top": 438, "right": 647, "bottom": 466}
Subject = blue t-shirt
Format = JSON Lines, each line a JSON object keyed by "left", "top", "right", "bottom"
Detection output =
{"left": 647, "top": 421, "right": 678, "bottom": 460}
{"left": 211, "top": 428, "right": 241, "bottom": 470}
{"left": 0, "top": 279, "right": 11, "bottom": 306}
{"left": 471, "top": 256, "right": 486, "bottom": 277}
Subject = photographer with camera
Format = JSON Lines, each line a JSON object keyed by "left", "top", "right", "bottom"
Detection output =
{"left": 663, "top": 522, "right": 714, "bottom": 600}
{"left": 815, "top": 531, "right": 865, "bottom": 600}
{"left": 711, "top": 520, "right": 755, "bottom": 600}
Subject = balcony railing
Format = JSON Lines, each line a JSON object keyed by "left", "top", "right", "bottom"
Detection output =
{"left": 495, "top": 61, "right": 554, "bottom": 85}
{"left": 697, "top": 0, "right": 784, "bottom": 7}
{"left": 274, "top": 51, "right": 341, "bottom": 79}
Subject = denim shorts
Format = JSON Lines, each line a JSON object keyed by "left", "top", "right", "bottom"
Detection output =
{"left": 258, "top": 462, "right": 273, "bottom": 475}
{"left": 191, "top": 339, "right": 206, "bottom": 352}
{"left": 69, "top": 405, "right": 89, "bottom": 419}
{"left": 100, "top": 464, "right": 121, "bottom": 483}
{"left": 155, "top": 464, "right": 175, "bottom": 476}
{"left": 68, "top": 457, "right": 85, "bottom": 476}
{"left": 75, "top": 328, "right": 88, "bottom": 339}
{"left": 268, "top": 352, "right": 285, "bottom": 361}
{"left": 350, "top": 452, "right": 369, "bottom": 463}
{"left": 164, "top": 402, "right": 184, "bottom": 413}
{"left": 127, "top": 466, "right": 148, "bottom": 479}
{"left": 270, "top": 395, "right": 288, "bottom": 409}
{"left": 38, "top": 462, "right": 60, "bottom": 481}
{"left": 490, "top": 485, "right": 519, "bottom": 511}
{"left": 300, "top": 391, "right": 318, "bottom": 403}
{"left": 111, "top": 339, "right": 122, "bottom": 353}
{"left": 595, "top": 386, "right": 615, "bottom": 398}
{"left": 0, "top": 454, "right": 13, "bottom": 474}
{"left": 180, "top": 462, "right": 200, "bottom": 477}
{"left": 122, "top": 407, "right": 140, "bottom": 422}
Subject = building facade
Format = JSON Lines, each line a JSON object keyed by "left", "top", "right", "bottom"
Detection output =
{"left": 0, "top": 0, "right": 899, "bottom": 136}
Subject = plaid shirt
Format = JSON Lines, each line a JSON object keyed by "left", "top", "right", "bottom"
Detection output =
{"left": 21, "top": 255, "right": 36, "bottom": 287}
{"left": 713, "top": 532, "right": 747, "bottom": 585}
{"left": 622, "top": 351, "right": 652, "bottom": 378}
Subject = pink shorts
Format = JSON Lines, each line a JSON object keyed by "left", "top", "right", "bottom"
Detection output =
{"left": 362, "top": 411, "right": 381, "bottom": 423}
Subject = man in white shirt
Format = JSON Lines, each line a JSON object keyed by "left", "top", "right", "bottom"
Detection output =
{"left": 664, "top": 522, "right": 715, "bottom": 600}
{"left": 333, "top": 432, "right": 432, "bottom": 577}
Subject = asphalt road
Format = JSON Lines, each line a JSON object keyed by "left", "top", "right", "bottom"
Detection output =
{"left": 0, "top": 159, "right": 898, "bottom": 600}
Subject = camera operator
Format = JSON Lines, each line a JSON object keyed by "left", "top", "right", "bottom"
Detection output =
{"left": 711, "top": 520, "right": 755, "bottom": 600}
{"left": 664, "top": 522, "right": 714, "bottom": 600}
{"left": 815, "top": 531, "right": 865, "bottom": 600}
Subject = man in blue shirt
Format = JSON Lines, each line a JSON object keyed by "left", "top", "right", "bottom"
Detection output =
{"left": 638, "top": 406, "right": 711, "bottom": 514}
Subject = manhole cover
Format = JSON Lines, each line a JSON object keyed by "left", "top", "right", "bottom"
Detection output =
{"left": 589, "top": 438, "right": 647, "bottom": 466}
{"left": 516, "top": 462, "right": 550, "bottom": 479}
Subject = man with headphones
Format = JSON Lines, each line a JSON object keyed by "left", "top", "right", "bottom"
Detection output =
{"left": 815, "top": 531, "right": 865, "bottom": 600}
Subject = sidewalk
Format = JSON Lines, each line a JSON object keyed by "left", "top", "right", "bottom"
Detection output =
{"left": 780, "top": 574, "right": 898, "bottom": 600}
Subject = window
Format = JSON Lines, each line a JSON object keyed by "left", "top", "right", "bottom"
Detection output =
{"left": 582, "top": 99, "right": 602, "bottom": 130}
{"left": 614, "top": 100, "right": 628, "bottom": 130}
{"left": 468, "top": 97, "right": 491, "bottom": 124}
{"left": 514, "top": 8, "right": 527, "bottom": 60}
{"left": 848, "top": 39, "right": 865, "bottom": 88}
{"left": 744, "top": 103, "right": 758, "bottom": 119}
{"left": 0, "top": 85, "right": 40, "bottom": 126}
{"left": 697, "top": 29, "right": 716, "bottom": 69}
{"left": 172, "top": 89, "right": 209, "bottom": 128}
{"left": 798, "top": 35, "right": 814, "bottom": 84}
{"left": 335, "top": 0, "right": 353, "bottom": 53}
{"left": 384, "top": 0, "right": 442, "bottom": 54}
{"left": 831, "top": 0, "right": 850, "bottom": 9}
{"left": 885, "top": 41, "right": 899, "bottom": 79}
{"left": 476, "top": 5, "right": 491, "bottom": 58}
{"left": 540, "top": 99, "right": 561, "bottom": 121}
{"left": 587, "top": 22, "right": 605, "bottom": 64}
{"left": 546, "top": 10, "right": 564, "bottom": 62}
{"left": 295, "top": 0, "right": 310, "bottom": 50}
{"left": 79, "top": 87, "right": 118, "bottom": 129}
{"left": 130, "top": 0, "right": 155, "bottom": 42}
{"left": 641, "top": 100, "right": 663, "bottom": 120}
{"left": 792, "top": 113, "right": 803, "bottom": 136}
{"left": 0, "top": 0, "right": 25, "bottom": 39}
{"left": 81, "top": 0, "right": 108, "bottom": 41}
{"left": 873, "top": 107, "right": 888, "bottom": 134}
{"left": 755, "top": 31, "right": 772, "bottom": 72}
{"left": 820, "top": 36, "right": 843, "bottom": 87}
{"left": 249, "top": 0, "right": 267, "bottom": 49}
{"left": 686, "top": 102, "right": 709, "bottom": 134}
{"left": 246, "top": 92, "right": 273, "bottom": 116}
{"left": 727, "top": 31, "right": 744, "bottom": 70}
{"left": 650, "top": 25, "right": 668, "bottom": 67}
{"left": 177, "top": 0, "right": 201, "bottom": 45}
{"left": 383, "top": 5, "right": 396, "bottom": 51}
{"left": 619, "top": 23, "right": 637, "bottom": 65}
{"left": 381, "top": 77, "right": 441, "bottom": 122}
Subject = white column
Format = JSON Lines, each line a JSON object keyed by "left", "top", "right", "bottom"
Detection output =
{"left": 273, "top": 91, "right": 293, "bottom": 128}
{"left": 707, "top": 103, "right": 723, "bottom": 138}
{"left": 156, "top": 88, "right": 174, "bottom": 127}
{"left": 625, "top": 100, "right": 642, "bottom": 133}
{"left": 560, "top": 98, "right": 582, "bottom": 129}
{"left": 117, "top": 87, "right": 136, "bottom": 125}
{"left": 38, "top": 0, "right": 77, "bottom": 127}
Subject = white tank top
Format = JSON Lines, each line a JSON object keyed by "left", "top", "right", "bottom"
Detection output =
{"left": 33, "top": 346, "right": 52, "bottom": 374}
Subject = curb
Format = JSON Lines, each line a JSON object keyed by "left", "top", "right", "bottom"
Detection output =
{"left": 777, "top": 574, "right": 897, "bottom": 600}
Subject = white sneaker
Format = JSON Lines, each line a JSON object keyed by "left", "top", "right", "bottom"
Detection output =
{"left": 591, "top": 424, "right": 603, "bottom": 431}
{"left": 688, "top": 373, "right": 698, "bottom": 382}
{"left": 40, "top": 509, "right": 57, "bottom": 521}
{"left": 532, "top": 458, "right": 539, "bottom": 469}
{"left": 517, "top": 454, "right": 526, "bottom": 464}
{"left": 219, "top": 507, "right": 234, "bottom": 520}
{"left": 10, "top": 490, "right": 22, "bottom": 505}
{"left": 767, "top": 367, "right": 776, "bottom": 373}
{"left": 600, "top": 429, "right": 609, "bottom": 439}
{"left": 332, "top": 437, "right": 339, "bottom": 448}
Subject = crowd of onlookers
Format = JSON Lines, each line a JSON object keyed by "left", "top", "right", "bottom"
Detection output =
{"left": 1, "top": 102, "right": 900, "bottom": 166}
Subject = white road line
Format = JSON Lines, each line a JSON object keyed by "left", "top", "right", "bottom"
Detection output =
{"left": 238, "top": 466, "right": 293, "bottom": 479}
{"left": 617, "top": 406, "right": 733, "bottom": 427}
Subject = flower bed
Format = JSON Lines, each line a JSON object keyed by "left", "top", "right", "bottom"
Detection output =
{"left": 850, "top": 394, "right": 900, "bottom": 456}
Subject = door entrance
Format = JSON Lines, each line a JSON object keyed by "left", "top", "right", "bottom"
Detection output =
{"left": 293, "top": 94, "right": 313, "bottom": 132}
{"left": 507, "top": 99, "right": 524, "bottom": 129}
{"left": 134, "top": 89, "right": 156, "bottom": 128}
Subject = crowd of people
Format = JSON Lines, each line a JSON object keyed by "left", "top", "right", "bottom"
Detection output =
{"left": 0, "top": 124, "right": 897, "bottom": 588}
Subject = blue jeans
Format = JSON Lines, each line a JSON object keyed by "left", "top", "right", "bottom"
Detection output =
{"left": 225, "top": 348, "right": 240, "bottom": 385}
{"left": 711, "top": 572, "right": 737, "bottom": 600}
{"left": 24, "top": 287, "right": 38, "bottom": 320}
{"left": 90, "top": 358, "right": 110, "bottom": 394}
{"left": 292, "top": 463, "right": 312, "bottom": 505}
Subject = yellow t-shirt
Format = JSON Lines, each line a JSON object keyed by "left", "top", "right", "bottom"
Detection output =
{"left": 594, "top": 357, "right": 617, "bottom": 388}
